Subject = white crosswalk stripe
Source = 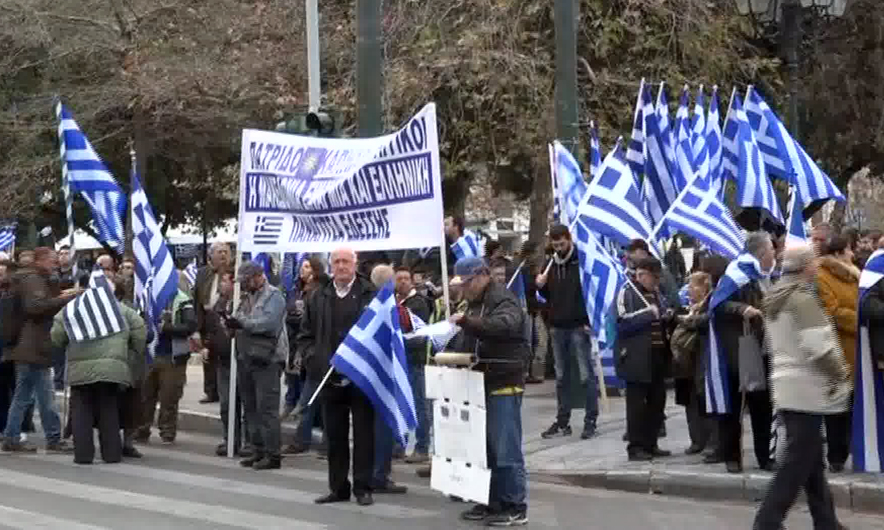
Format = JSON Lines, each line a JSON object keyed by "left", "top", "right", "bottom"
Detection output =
{"left": 0, "top": 505, "right": 111, "bottom": 530}
{"left": 0, "top": 468, "right": 328, "bottom": 530}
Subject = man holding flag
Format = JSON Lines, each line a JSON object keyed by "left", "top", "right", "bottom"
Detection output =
{"left": 297, "top": 247, "right": 379, "bottom": 506}
{"left": 450, "top": 256, "right": 529, "bottom": 527}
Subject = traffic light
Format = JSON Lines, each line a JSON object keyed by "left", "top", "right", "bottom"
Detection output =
{"left": 274, "top": 109, "right": 338, "bottom": 137}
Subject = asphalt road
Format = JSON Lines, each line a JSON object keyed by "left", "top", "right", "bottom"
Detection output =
{"left": 0, "top": 431, "right": 882, "bottom": 530}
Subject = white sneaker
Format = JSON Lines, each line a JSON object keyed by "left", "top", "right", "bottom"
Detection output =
{"left": 19, "top": 433, "right": 27, "bottom": 443}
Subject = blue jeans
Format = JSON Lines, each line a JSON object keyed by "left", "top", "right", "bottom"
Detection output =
{"left": 3, "top": 363, "right": 61, "bottom": 444}
{"left": 550, "top": 327, "right": 598, "bottom": 429}
{"left": 373, "top": 413, "right": 394, "bottom": 486}
{"left": 284, "top": 372, "right": 301, "bottom": 408}
{"left": 487, "top": 393, "right": 527, "bottom": 512}
{"left": 52, "top": 347, "right": 66, "bottom": 391}
{"left": 409, "top": 365, "right": 429, "bottom": 455}
{"left": 295, "top": 377, "right": 321, "bottom": 447}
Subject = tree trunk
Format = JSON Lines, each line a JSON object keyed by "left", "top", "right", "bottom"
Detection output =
{"left": 528, "top": 165, "right": 551, "bottom": 244}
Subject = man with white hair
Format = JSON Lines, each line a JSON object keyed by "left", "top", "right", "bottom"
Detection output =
{"left": 193, "top": 242, "right": 232, "bottom": 404}
{"left": 298, "top": 247, "right": 379, "bottom": 506}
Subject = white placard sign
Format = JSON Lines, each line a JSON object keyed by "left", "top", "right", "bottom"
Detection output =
{"left": 238, "top": 104, "right": 443, "bottom": 253}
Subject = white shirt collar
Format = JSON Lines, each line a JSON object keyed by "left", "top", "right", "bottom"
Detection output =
{"left": 335, "top": 276, "right": 356, "bottom": 299}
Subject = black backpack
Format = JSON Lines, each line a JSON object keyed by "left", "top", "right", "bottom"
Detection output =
{"left": 0, "top": 280, "right": 23, "bottom": 350}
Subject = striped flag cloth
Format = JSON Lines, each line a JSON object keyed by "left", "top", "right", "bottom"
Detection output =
{"left": 641, "top": 84, "right": 678, "bottom": 238}
{"left": 131, "top": 155, "right": 179, "bottom": 357}
{"left": 331, "top": 281, "right": 417, "bottom": 446}
{"left": 672, "top": 85, "right": 693, "bottom": 192}
{"left": 62, "top": 266, "right": 127, "bottom": 343}
{"left": 0, "top": 226, "right": 15, "bottom": 252}
{"left": 554, "top": 141, "right": 589, "bottom": 226}
{"left": 705, "top": 87, "right": 725, "bottom": 198}
{"left": 576, "top": 145, "right": 656, "bottom": 254}
{"left": 706, "top": 253, "right": 765, "bottom": 414}
{"left": 589, "top": 121, "right": 604, "bottom": 180}
{"left": 661, "top": 171, "right": 745, "bottom": 261}
{"left": 451, "top": 230, "right": 482, "bottom": 262}
{"left": 691, "top": 87, "right": 710, "bottom": 183}
{"left": 56, "top": 103, "right": 126, "bottom": 254}
{"left": 184, "top": 261, "right": 198, "bottom": 288}
{"left": 744, "top": 87, "right": 844, "bottom": 208}
{"left": 549, "top": 143, "right": 561, "bottom": 223}
{"left": 722, "top": 92, "right": 784, "bottom": 224}
{"left": 655, "top": 83, "right": 677, "bottom": 171}
{"left": 573, "top": 219, "right": 627, "bottom": 347}
{"left": 785, "top": 192, "right": 808, "bottom": 246}
{"left": 626, "top": 79, "right": 647, "bottom": 179}
{"left": 853, "top": 249, "right": 884, "bottom": 472}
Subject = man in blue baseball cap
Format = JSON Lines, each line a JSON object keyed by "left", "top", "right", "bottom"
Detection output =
{"left": 448, "top": 256, "right": 529, "bottom": 526}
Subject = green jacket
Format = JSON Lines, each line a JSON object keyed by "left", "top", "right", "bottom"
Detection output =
{"left": 51, "top": 303, "right": 148, "bottom": 388}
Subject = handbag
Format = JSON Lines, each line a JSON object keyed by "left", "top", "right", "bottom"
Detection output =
{"left": 738, "top": 320, "right": 767, "bottom": 392}
{"left": 670, "top": 321, "right": 699, "bottom": 379}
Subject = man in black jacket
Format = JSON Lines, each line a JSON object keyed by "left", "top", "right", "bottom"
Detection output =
{"left": 616, "top": 257, "right": 674, "bottom": 461}
{"left": 536, "top": 224, "right": 598, "bottom": 440}
{"left": 298, "top": 247, "right": 378, "bottom": 507}
{"left": 450, "top": 257, "right": 529, "bottom": 526}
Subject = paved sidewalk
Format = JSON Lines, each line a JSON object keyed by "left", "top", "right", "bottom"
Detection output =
{"left": 176, "top": 363, "right": 884, "bottom": 513}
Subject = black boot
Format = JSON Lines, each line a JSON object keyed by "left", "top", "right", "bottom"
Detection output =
{"left": 253, "top": 456, "right": 281, "bottom": 470}
{"left": 240, "top": 453, "right": 264, "bottom": 468}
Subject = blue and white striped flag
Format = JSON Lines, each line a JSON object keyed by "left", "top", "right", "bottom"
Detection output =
{"left": 641, "top": 84, "right": 678, "bottom": 237}
{"left": 722, "top": 92, "right": 784, "bottom": 224}
{"left": 661, "top": 171, "right": 745, "bottom": 261}
{"left": 626, "top": 79, "right": 647, "bottom": 179}
{"left": 184, "top": 261, "right": 198, "bottom": 288}
{"left": 451, "top": 230, "right": 482, "bottom": 261}
{"left": 331, "top": 281, "right": 417, "bottom": 446}
{"left": 785, "top": 192, "right": 808, "bottom": 246}
{"left": 672, "top": 85, "right": 693, "bottom": 192}
{"left": 706, "top": 254, "right": 765, "bottom": 414}
{"left": 589, "top": 121, "right": 603, "bottom": 179}
{"left": 56, "top": 103, "right": 126, "bottom": 254}
{"left": 0, "top": 226, "right": 15, "bottom": 252}
{"left": 576, "top": 145, "right": 656, "bottom": 254}
{"left": 573, "top": 220, "right": 627, "bottom": 344}
{"left": 854, "top": 249, "right": 884, "bottom": 472}
{"left": 745, "top": 87, "right": 844, "bottom": 208}
{"left": 554, "top": 141, "right": 589, "bottom": 226}
{"left": 705, "top": 87, "right": 725, "bottom": 198}
{"left": 63, "top": 265, "right": 127, "bottom": 343}
{"left": 655, "top": 82, "right": 677, "bottom": 171}
{"left": 691, "top": 87, "right": 710, "bottom": 183}
{"left": 131, "top": 155, "right": 179, "bottom": 356}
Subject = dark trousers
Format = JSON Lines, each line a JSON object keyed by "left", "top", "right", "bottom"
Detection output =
{"left": 217, "top": 363, "right": 243, "bottom": 450}
{"left": 70, "top": 383, "right": 122, "bottom": 464}
{"left": 685, "top": 392, "right": 712, "bottom": 449}
{"left": 0, "top": 361, "right": 14, "bottom": 433}
{"left": 718, "top": 383, "right": 773, "bottom": 467}
{"left": 52, "top": 347, "right": 66, "bottom": 391}
{"left": 323, "top": 383, "right": 375, "bottom": 498}
{"left": 140, "top": 357, "right": 187, "bottom": 441}
{"left": 203, "top": 353, "right": 219, "bottom": 400}
{"left": 753, "top": 411, "right": 839, "bottom": 530}
{"left": 239, "top": 358, "right": 281, "bottom": 458}
{"left": 625, "top": 377, "right": 666, "bottom": 454}
{"left": 824, "top": 409, "right": 852, "bottom": 467}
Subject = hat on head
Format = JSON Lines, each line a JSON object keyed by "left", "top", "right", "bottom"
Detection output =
{"left": 452, "top": 256, "right": 486, "bottom": 284}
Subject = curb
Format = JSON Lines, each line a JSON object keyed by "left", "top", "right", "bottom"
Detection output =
{"left": 177, "top": 409, "right": 322, "bottom": 445}
{"left": 529, "top": 468, "right": 884, "bottom": 514}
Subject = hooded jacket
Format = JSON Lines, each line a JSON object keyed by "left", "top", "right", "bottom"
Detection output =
{"left": 764, "top": 276, "right": 850, "bottom": 414}
{"left": 537, "top": 244, "right": 588, "bottom": 329}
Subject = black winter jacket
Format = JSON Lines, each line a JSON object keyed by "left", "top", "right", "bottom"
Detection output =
{"left": 861, "top": 279, "right": 884, "bottom": 366}
{"left": 538, "top": 247, "right": 588, "bottom": 329}
{"left": 713, "top": 280, "right": 765, "bottom": 375}
{"left": 615, "top": 285, "right": 673, "bottom": 383}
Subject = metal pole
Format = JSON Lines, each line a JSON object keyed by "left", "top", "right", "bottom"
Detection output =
{"left": 780, "top": 0, "right": 802, "bottom": 139}
{"left": 306, "top": 0, "right": 321, "bottom": 112}
{"left": 357, "top": 0, "right": 383, "bottom": 137}
{"left": 554, "top": 0, "right": 579, "bottom": 155}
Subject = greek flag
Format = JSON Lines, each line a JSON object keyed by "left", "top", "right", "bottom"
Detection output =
{"left": 745, "top": 87, "right": 844, "bottom": 207}
{"left": 573, "top": 220, "right": 627, "bottom": 343}
{"left": 0, "top": 226, "right": 15, "bottom": 252}
{"left": 626, "top": 80, "right": 647, "bottom": 178}
{"left": 184, "top": 261, "right": 198, "bottom": 288}
{"left": 691, "top": 87, "right": 710, "bottom": 183}
{"left": 706, "top": 254, "right": 765, "bottom": 414}
{"left": 576, "top": 145, "right": 655, "bottom": 253}
{"left": 853, "top": 250, "right": 884, "bottom": 472}
{"left": 331, "top": 281, "right": 417, "bottom": 446}
{"left": 554, "top": 141, "right": 589, "bottom": 226}
{"left": 672, "top": 86, "right": 693, "bottom": 191}
{"left": 549, "top": 143, "right": 561, "bottom": 223}
{"left": 641, "top": 84, "right": 678, "bottom": 237}
{"left": 253, "top": 253, "right": 274, "bottom": 278}
{"left": 62, "top": 268, "right": 127, "bottom": 343}
{"left": 655, "top": 82, "right": 677, "bottom": 170}
{"left": 785, "top": 192, "right": 808, "bottom": 246}
{"left": 131, "top": 157, "right": 179, "bottom": 346}
{"left": 661, "top": 171, "right": 745, "bottom": 261}
{"left": 56, "top": 103, "right": 126, "bottom": 254}
{"left": 589, "top": 121, "right": 603, "bottom": 179}
{"left": 722, "top": 92, "right": 784, "bottom": 224}
{"left": 705, "top": 87, "right": 725, "bottom": 198}
{"left": 451, "top": 230, "right": 482, "bottom": 261}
